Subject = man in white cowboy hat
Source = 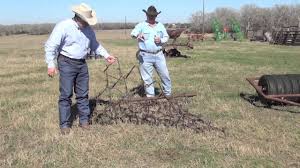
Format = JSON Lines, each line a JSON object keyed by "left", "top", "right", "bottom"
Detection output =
{"left": 131, "top": 6, "right": 171, "bottom": 97}
{"left": 45, "top": 3, "right": 116, "bottom": 134}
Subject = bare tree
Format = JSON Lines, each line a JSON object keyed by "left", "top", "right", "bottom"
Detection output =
{"left": 190, "top": 4, "right": 300, "bottom": 36}
{"left": 272, "top": 5, "right": 291, "bottom": 28}
{"left": 190, "top": 7, "right": 240, "bottom": 33}
{"left": 189, "top": 11, "right": 214, "bottom": 33}
{"left": 211, "top": 7, "right": 240, "bottom": 29}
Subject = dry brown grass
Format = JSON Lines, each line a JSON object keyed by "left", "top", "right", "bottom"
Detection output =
{"left": 0, "top": 30, "right": 299, "bottom": 167}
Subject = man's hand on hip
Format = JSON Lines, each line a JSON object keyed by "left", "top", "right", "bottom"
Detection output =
{"left": 48, "top": 67, "right": 58, "bottom": 78}
{"left": 106, "top": 55, "right": 116, "bottom": 64}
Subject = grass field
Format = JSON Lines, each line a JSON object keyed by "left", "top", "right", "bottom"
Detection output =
{"left": 0, "top": 30, "right": 299, "bottom": 167}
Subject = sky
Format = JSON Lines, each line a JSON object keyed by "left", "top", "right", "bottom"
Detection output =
{"left": 0, "top": 0, "right": 299, "bottom": 25}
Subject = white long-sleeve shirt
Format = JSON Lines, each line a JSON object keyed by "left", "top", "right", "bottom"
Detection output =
{"left": 131, "top": 21, "right": 169, "bottom": 53}
{"left": 45, "top": 19, "right": 110, "bottom": 68}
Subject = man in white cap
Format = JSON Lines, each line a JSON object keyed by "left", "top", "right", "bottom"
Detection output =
{"left": 131, "top": 6, "right": 171, "bottom": 98}
{"left": 45, "top": 3, "right": 116, "bottom": 134}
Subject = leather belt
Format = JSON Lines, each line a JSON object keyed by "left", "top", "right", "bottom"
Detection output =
{"left": 140, "top": 49, "right": 163, "bottom": 54}
{"left": 59, "top": 54, "right": 86, "bottom": 63}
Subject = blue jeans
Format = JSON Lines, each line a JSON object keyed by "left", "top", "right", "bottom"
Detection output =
{"left": 138, "top": 51, "right": 172, "bottom": 96}
{"left": 57, "top": 55, "right": 90, "bottom": 128}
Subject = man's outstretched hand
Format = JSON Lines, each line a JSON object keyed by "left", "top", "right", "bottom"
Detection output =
{"left": 137, "top": 33, "right": 145, "bottom": 41}
{"left": 106, "top": 55, "right": 116, "bottom": 64}
{"left": 48, "top": 67, "right": 58, "bottom": 78}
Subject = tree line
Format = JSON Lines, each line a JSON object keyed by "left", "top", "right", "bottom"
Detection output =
{"left": 0, "top": 22, "right": 136, "bottom": 36}
{"left": 189, "top": 4, "right": 300, "bottom": 33}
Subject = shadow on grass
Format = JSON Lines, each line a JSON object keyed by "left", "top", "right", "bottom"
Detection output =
{"left": 240, "top": 92, "right": 300, "bottom": 114}
{"left": 69, "top": 99, "right": 107, "bottom": 127}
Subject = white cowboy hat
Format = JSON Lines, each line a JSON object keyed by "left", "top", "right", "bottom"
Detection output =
{"left": 72, "top": 3, "right": 97, "bottom": 25}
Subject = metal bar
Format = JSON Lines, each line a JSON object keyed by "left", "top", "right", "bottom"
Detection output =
{"left": 107, "top": 69, "right": 112, "bottom": 107}
{"left": 267, "top": 97, "right": 300, "bottom": 106}
{"left": 107, "top": 74, "right": 120, "bottom": 80}
{"left": 246, "top": 77, "right": 263, "bottom": 95}
{"left": 124, "top": 65, "right": 136, "bottom": 79}
{"left": 110, "top": 75, "right": 124, "bottom": 89}
{"left": 95, "top": 88, "right": 107, "bottom": 99}
{"left": 116, "top": 58, "right": 129, "bottom": 94}
{"left": 113, "top": 93, "right": 197, "bottom": 103}
{"left": 107, "top": 64, "right": 133, "bottom": 91}
{"left": 268, "top": 94, "right": 300, "bottom": 98}
{"left": 103, "top": 64, "right": 112, "bottom": 72}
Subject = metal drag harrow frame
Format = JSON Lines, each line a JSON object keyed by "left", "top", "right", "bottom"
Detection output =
{"left": 91, "top": 59, "right": 225, "bottom": 134}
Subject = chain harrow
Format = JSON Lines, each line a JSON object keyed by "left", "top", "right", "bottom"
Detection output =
{"left": 92, "top": 59, "right": 225, "bottom": 134}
